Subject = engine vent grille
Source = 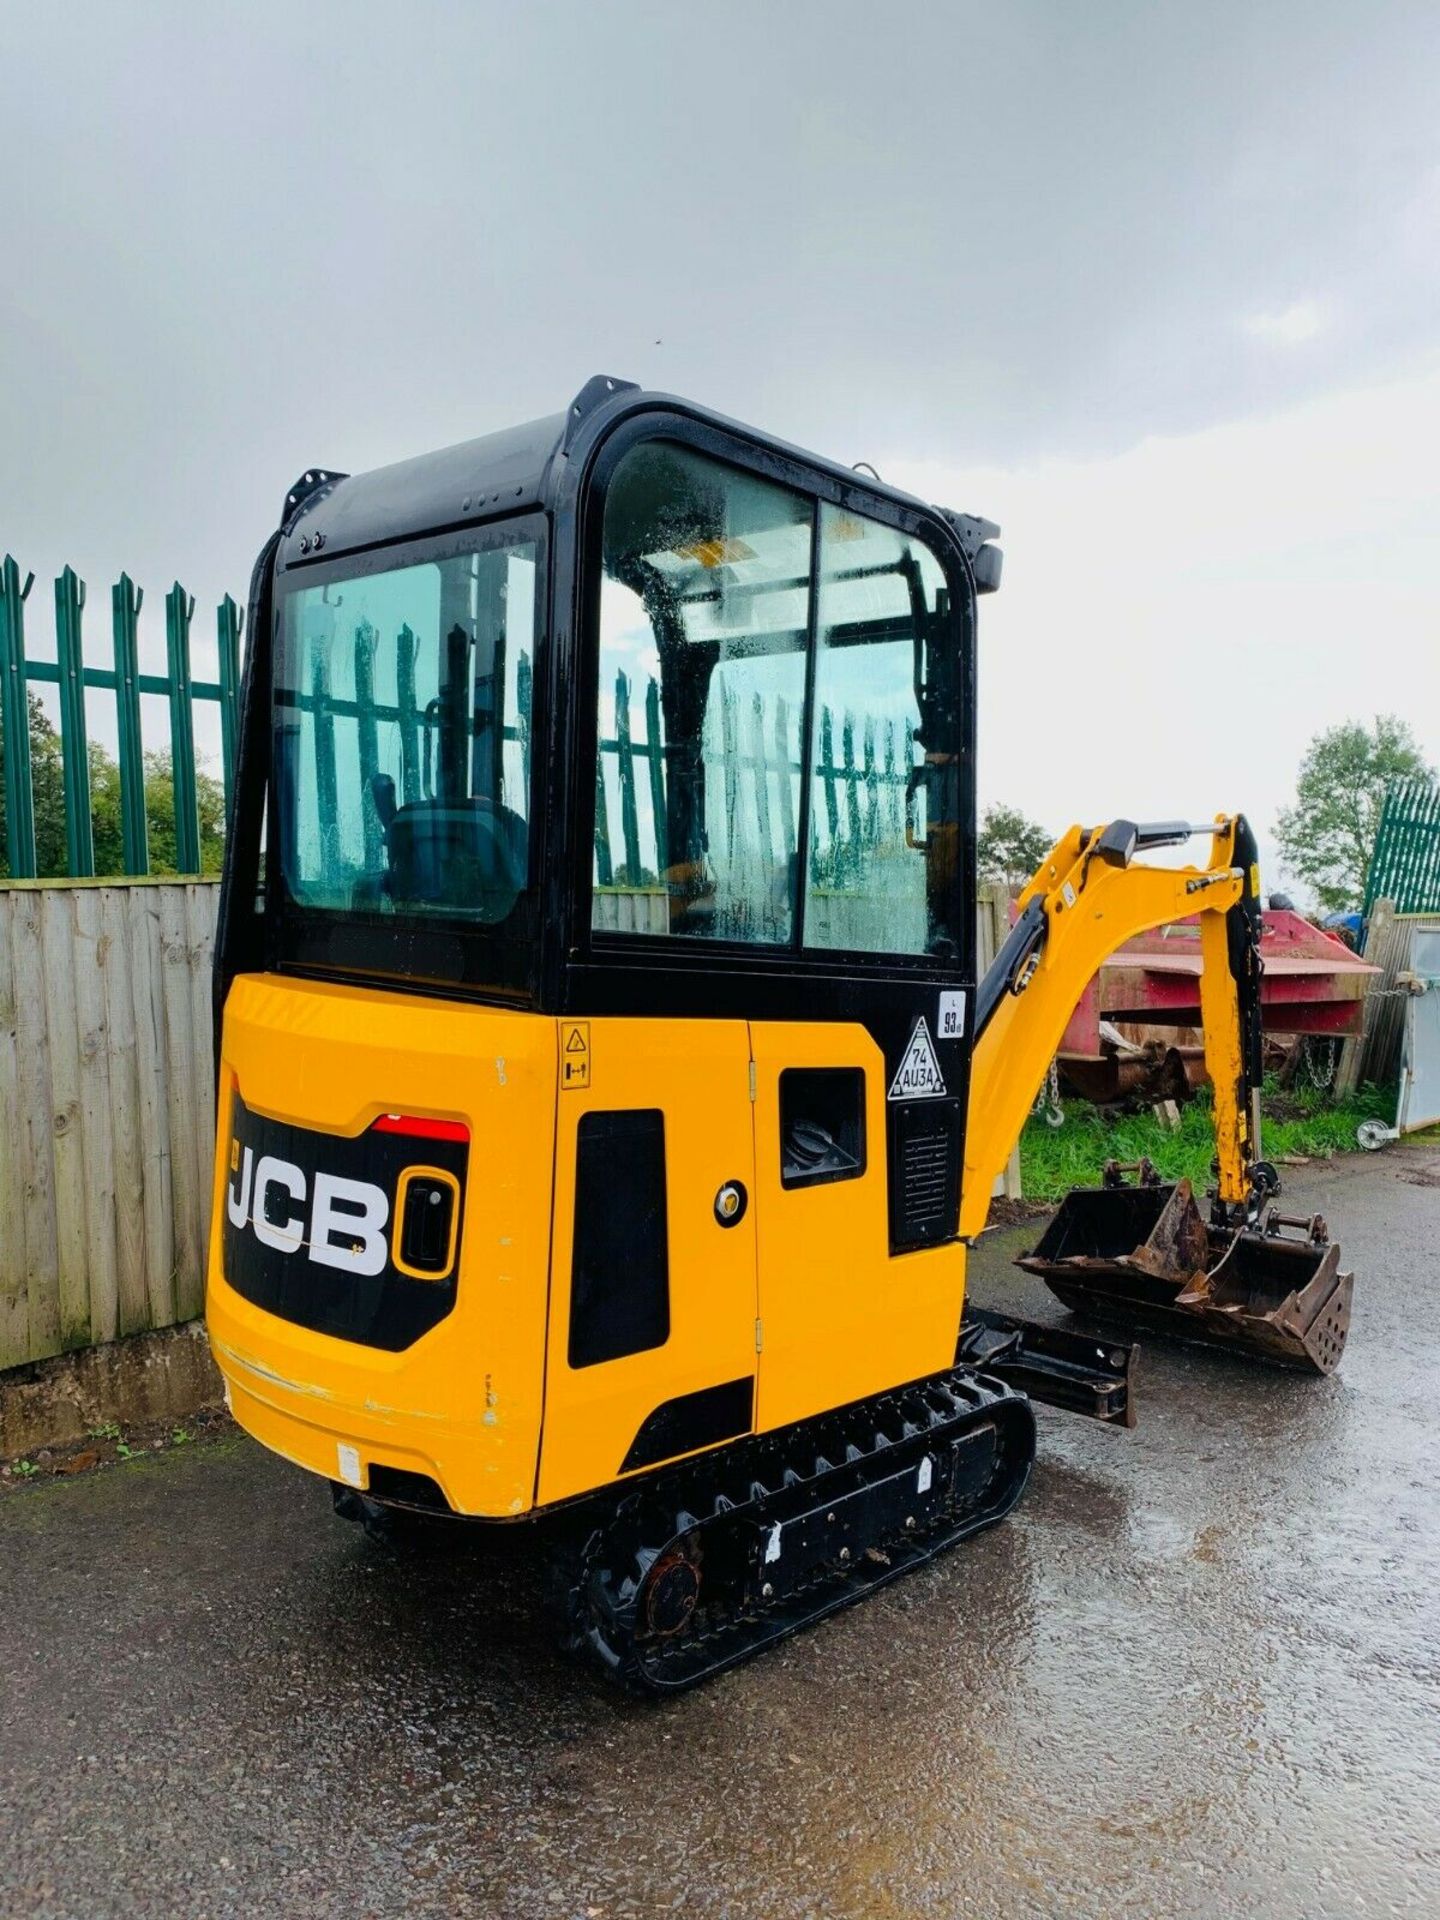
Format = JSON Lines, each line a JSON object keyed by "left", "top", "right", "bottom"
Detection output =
{"left": 888, "top": 1099, "right": 962, "bottom": 1250}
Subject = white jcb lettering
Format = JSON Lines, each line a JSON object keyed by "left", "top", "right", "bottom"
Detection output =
{"left": 252, "top": 1155, "right": 307, "bottom": 1253}
{"left": 226, "top": 1145, "right": 254, "bottom": 1230}
{"left": 232, "top": 1147, "right": 394, "bottom": 1271}
{"left": 309, "top": 1172, "right": 390, "bottom": 1277}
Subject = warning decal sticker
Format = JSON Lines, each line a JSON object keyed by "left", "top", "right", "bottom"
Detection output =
{"left": 887, "top": 1017, "right": 948, "bottom": 1102}
{"left": 561, "top": 1021, "right": 590, "bottom": 1091}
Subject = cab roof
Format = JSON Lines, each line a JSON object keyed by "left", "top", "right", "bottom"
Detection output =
{"left": 276, "top": 404, "right": 569, "bottom": 566}
{"left": 274, "top": 376, "right": 1001, "bottom": 590}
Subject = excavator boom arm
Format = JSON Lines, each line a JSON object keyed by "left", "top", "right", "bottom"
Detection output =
{"left": 961, "top": 811, "right": 1352, "bottom": 1378}
{"left": 962, "top": 814, "right": 1262, "bottom": 1238}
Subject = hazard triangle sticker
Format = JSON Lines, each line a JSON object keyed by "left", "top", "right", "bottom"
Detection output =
{"left": 888, "top": 1016, "right": 948, "bottom": 1101}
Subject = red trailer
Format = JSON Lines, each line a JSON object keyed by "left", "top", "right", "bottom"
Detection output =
{"left": 1058, "top": 909, "right": 1378, "bottom": 1104}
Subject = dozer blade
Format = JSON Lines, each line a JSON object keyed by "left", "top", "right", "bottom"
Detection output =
{"left": 1015, "top": 1178, "right": 1353, "bottom": 1375}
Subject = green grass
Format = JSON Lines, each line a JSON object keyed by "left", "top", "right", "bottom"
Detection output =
{"left": 1019, "top": 1079, "right": 1395, "bottom": 1202}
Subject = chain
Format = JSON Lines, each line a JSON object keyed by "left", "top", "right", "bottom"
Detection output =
{"left": 1302, "top": 1034, "right": 1338, "bottom": 1090}
{"left": 1032, "top": 1058, "right": 1065, "bottom": 1128}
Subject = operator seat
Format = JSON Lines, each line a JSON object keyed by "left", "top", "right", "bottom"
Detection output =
{"left": 360, "top": 774, "right": 527, "bottom": 919}
{"left": 387, "top": 797, "right": 527, "bottom": 917}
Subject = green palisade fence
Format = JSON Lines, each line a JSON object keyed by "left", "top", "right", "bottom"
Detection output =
{"left": 2, "top": 570, "right": 922, "bottom": 893}
{"left": 0, "top": 557, "right": 38, "bottom": 871}
{"left": 594, "top": 666, "right": 915, "bottom": 892}
{"left": 1365, "top": 778, "right": 1440, "bottom": 918}
{"left": 0, "top": 553, "right": 241, "bottom": 881}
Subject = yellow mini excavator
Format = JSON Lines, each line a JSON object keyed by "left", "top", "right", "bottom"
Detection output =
{"left": 208, "top": 378, "right": 1353, "bottom": 1690}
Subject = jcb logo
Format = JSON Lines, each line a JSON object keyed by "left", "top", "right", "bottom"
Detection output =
{"left": 227, "top": 1147, "right": 390, "bottom": 1278}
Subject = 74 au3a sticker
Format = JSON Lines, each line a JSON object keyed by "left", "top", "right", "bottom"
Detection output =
{"left": 888, "top": 1017, "right": 948, "bottom": 1101}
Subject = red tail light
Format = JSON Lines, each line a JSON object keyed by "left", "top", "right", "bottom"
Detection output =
{"left": 372, "top": 1114, "right": 470, "bottom": 1143}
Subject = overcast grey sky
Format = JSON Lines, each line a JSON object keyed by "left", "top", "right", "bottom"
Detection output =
{"left": 3, "top": 0, "right": 1437, "bottom": 884}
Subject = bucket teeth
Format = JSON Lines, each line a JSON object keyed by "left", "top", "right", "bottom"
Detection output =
{"left": 1016, "top": 1178, "right": 1352, "bottom": 1375}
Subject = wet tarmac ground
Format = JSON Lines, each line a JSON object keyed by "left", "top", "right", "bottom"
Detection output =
{"left": 2, "top": 1143, "right": 1438, "bottom": 1920}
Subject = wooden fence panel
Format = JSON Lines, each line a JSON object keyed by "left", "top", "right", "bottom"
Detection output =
{"left": 0, "top": 880, "right": 218, "bottom": 1368}
{"left": 72, "top": 888, "right": 119, "bottom": 1346}
{"left": 41, "top": 890, "right": 92, "bottom": 1349}
{"left": 0, "top": 892, "right": 29, "bottom": 1368}
{"left": 1336, "top": 903, "right": 1440, "bottom": 1100}
{"left": 158, "top": 886, "right": 205, "bottom": 1324}
{"left": 131, "top": 887, "right": 178, "bottom": 1330}
{"left": 9, "top": 890, "right": 61, "bottom": 1360}
{"left": 100, "top": 885, "right": 149, "bottom": 1337}
{"left": 185, "top": 884, "right": 218, "bottom": 1260}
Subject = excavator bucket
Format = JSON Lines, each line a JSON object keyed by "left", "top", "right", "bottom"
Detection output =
{"left": 1016, "top": 1177, "right": 1353, "bottom": 1375}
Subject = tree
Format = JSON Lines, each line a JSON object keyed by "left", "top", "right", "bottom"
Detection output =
{"left": 142, "top": 750, "right": 226, "bottom": 875}
{"left": 0, "top": 693, "right": 67, "bottom": 877}
{"left": 89, "top": 739, "right": 125, "bottom": 874}
{"left": 0, "top": 698, "right": 224, "bottom": 877}
{"left": 978, "top": 802, "right": 1052, "bottom": 891}
{"left": 1276, "top": 716, "right": 1435, "bottom": 913}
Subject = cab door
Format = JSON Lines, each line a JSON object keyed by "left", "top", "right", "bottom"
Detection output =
{"left": 750, "top": 1016, "right": 969, "bottom": 1435}
{"left": 536, "top": 1016, "right": 759, "bottom": 1506}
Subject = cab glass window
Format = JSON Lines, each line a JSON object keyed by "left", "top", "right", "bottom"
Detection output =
{"left": 591, "top": 441, "right": 963, "bottom": 960}
{"left": 803, "top": 504, "right": 954, "bottom": 957}
{"left": 275, "top": 534, "right": 538, "bottom": 929}
{"left": 595, "top": 442, "right": 810, "bottom": 944}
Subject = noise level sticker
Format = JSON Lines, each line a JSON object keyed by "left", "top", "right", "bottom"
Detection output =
{"left": 888, "top": 1016, "right": 948, "bottom": 1102}
{"left": 561, "top": 1021, "right": 590, "bottom": 1091}
{"left": 937, "top": 989, "right": 966, "bottom": 1040}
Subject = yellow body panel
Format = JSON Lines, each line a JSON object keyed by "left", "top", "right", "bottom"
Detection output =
{"left": 537, "top": 1017, "right": 758, "bottom": 1505}
{"left": 209, "top": 983, "right": 973, "bottom": 1516}
{"left": 207, "top": 973, "right": 557, "bottom": 1517}
{"left": 750, "top": 1022, "right": 966, "bottom": 1433}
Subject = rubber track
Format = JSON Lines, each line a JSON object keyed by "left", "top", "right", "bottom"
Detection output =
{"left": 555, "top": 1366, "right": 1036, "bottom": 1694}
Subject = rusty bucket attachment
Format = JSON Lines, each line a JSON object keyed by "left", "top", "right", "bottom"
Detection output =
{"left": 1016, "top": 1171, "right": 1353, "bottom": 1375}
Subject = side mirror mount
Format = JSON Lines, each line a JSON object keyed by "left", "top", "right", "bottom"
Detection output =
{"left": 940, "top": 510, "right": 1003, "bottom": 594}
{"left": 970, "top": 543, "right": 1003, "bottom": 594}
